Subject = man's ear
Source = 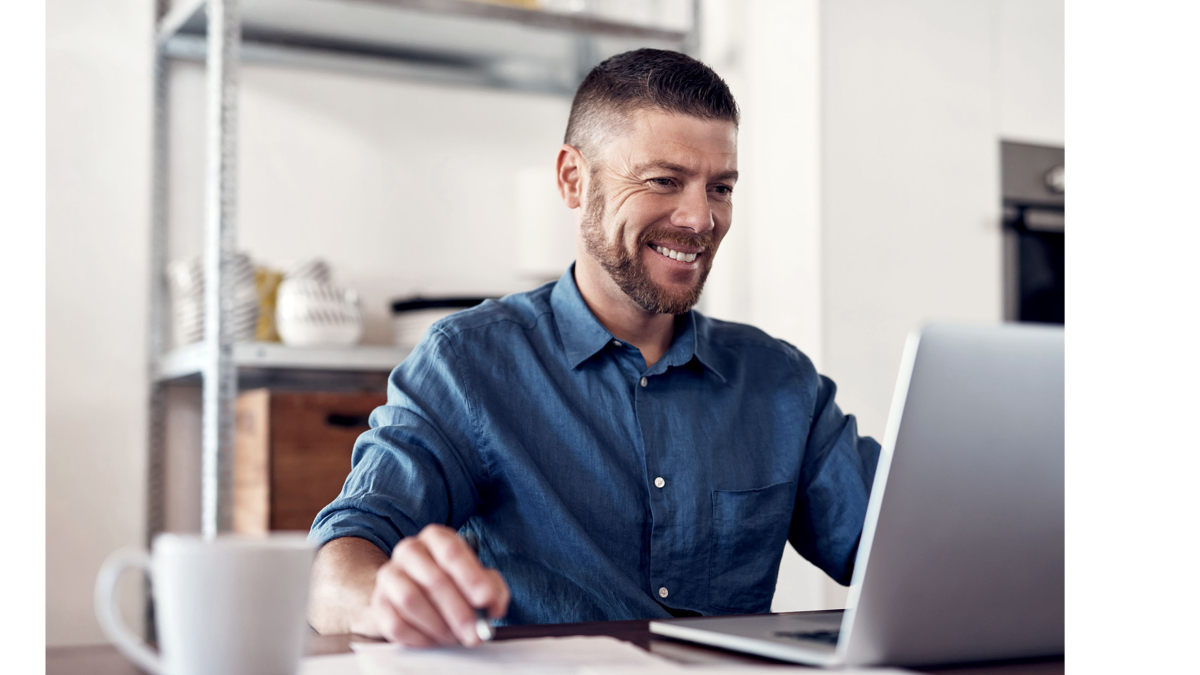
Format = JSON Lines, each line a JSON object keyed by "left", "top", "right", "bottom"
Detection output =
{"left": 556, "top": 144, "right": 586, "bottom": 209}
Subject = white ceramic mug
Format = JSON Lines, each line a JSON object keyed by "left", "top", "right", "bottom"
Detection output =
{"left": 95, "top": 533, "right": 315, "bottom": 675}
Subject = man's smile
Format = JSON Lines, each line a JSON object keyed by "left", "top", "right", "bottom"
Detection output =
{"left": 648, "top": 243, "right": 702, "bottom": 264}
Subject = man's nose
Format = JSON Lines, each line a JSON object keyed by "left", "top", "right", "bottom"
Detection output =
{"left": 671, "top": 183, "right": 714, "bottom": 234}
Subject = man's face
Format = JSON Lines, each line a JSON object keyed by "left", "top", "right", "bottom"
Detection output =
{"left": 579, "top": 109, "right": 738, "bottom": 315}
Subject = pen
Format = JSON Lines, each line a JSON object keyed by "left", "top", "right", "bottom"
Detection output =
{"left": 460, "top": 530, "right": 495, "bottom": 642}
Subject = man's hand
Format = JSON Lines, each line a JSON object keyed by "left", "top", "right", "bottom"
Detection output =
{"left": 370, "top": 524, "right": 511, "bottom": 647}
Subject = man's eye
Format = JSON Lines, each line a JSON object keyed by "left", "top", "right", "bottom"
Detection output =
{"left": 650, "top": 178, "right": 674, "bottom": 187}
{"left": 712, "top": 185, "right": 733, "bottom": 195}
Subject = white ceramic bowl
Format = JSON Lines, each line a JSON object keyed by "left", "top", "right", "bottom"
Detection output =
{"left": 275, "top": 278, "right": 363, "bottom": 348}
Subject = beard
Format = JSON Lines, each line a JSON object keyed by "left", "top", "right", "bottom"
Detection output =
{"left": 580, "top": 174, "right": 715, "bottom": 315}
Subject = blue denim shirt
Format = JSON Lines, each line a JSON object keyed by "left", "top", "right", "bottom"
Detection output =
{"left": 310, "top": 265, "right": 880, "bottom": 625}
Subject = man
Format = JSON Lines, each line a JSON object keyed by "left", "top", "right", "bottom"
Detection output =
{"left": 307, "top": 49, "right": 880, "bottom": 648}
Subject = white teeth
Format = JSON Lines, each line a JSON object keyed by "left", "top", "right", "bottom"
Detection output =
{"left": 654, "top": 246, "right": 699, "bottom": 263}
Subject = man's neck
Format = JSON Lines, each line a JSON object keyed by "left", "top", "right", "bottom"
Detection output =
{"left": 573, "top": 260, "right": 676, "bottom": 370}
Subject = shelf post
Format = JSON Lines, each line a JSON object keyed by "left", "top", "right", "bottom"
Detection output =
{"left": 201, "top": 0, "right": 241, "bottom": 537}
{"left": 144, "top": 0, "right": 175, "bottom": 644}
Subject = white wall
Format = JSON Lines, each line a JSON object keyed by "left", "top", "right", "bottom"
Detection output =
{"left": 821, "top": 0, "right": 1004, "bottom": 442}
{"left": 46, "top": 0, "right": 153, "bottom": 646}
{"left": 995, "top": 0, "right": 1065, "bottom": 144}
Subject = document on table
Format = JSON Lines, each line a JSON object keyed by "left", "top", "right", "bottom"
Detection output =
{"left": 350, "top": 636, "right": 683, "bottom": 674}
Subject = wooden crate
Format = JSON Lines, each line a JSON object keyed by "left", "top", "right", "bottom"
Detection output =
{"left": 234, "top": 388, "right": 386, "bottom": 533}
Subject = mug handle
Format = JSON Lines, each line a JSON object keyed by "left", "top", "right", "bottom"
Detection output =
{"left": 94, "top": 547, "right": 163, "bottom": 675}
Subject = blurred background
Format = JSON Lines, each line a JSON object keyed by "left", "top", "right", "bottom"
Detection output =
{"left": 46, "top": 0, "right": 1063, "bottom": 646}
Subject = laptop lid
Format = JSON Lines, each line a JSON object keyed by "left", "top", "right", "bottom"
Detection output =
{"left": 839, "top": 322, "right": 1064, "bottom": 666}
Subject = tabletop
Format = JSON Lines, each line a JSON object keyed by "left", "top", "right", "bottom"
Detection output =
{"left": 46, "top": 617, "right": 1065, "bottom": 674}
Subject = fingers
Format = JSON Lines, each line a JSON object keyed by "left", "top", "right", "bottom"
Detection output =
{"left": 370, "top": 578, "right": 437, "bottom": 647}
{"left": 418, "top": 527, "right": 511, "bottom": 619}
{"left": 371, "top": 524, "right": 512, "bottom": 648}
{"left": 371, "top": 561, "right": 457, "bottom": 647}
{"left": 392, "top": 534, "right": 482, "bottom": 646}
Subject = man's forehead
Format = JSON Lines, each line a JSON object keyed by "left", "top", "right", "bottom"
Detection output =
{"left": 602, "top": 109, "right": 738, "bottom": 174}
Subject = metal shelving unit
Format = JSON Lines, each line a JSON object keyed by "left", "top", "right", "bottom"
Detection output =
{"left": 146, "top": 0, "right": 699, "bottom": 541}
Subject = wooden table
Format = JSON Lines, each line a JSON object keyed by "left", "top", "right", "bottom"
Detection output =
{"left": 47, "top": 617, "right": 1064, "bottom": 674}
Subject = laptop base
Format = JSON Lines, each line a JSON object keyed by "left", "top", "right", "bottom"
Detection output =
{"left": 650, "top": 610, "right": 844, "bottom": 667}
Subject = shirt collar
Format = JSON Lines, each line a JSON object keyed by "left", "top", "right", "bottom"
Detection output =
{"left": 551, "top": 264, "right": 621, "bottom": 369}
{"left": 687, "top": 312, "right": 728, "bottom": 384}
{"left": 550, "top": 264, "right": 728, "bottom": 383}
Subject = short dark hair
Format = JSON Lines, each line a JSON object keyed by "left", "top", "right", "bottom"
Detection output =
{"left": 564, "top": 48, "right": 739, "bottom": 157}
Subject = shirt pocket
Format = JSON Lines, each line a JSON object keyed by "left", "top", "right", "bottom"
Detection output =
{"left": 708, "top": 481, "right": 796, "bottom": 613}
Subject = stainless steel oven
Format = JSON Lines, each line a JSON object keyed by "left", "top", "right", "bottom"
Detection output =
{"left": 1001, "top": 141, "right": 1065, "bottom": 324}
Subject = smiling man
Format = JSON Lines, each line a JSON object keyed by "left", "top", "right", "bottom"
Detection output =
{"left": 307, "top": 49, "right": 880, "bottom": 647}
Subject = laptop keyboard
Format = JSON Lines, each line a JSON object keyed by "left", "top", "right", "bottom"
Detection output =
{"left": 773, "top": 630, "right": 840, "bottom": 646}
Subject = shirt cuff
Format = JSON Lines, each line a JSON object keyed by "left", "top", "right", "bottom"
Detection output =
{"left": 308, "top": 502, "right": 404, "bottom": 557}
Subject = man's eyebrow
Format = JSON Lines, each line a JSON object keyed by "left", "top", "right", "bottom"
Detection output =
{"left": 632, "top": 161, "right": 739, "bottom": 182}
{"left": 632, "top": 161, "right": 690, "bottom": 175}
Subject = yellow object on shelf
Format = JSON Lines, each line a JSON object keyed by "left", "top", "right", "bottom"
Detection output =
{"left": 254, "top": 267, "right": 284, "bottom": 342}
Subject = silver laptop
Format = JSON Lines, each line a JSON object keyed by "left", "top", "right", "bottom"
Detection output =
{"left": 650, "top": 323, "right": 1064, "bottom": 667}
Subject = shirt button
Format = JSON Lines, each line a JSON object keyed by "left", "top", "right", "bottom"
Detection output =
{"left": 654, "top": 476, "right": 665, "bottom": 489}
{"left": 658, "top": 586, "right": 669, "bottom": 598}
{"left": 640, "top": 377, "right": 648, "bottom": 387}
{"left": 611, "top": 340, "right": 622, "bottom": 347}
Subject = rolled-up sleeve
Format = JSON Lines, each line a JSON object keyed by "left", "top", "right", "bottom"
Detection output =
{"left": 789, "top": 373, "right": 881, "bottom": 585}
{"left": 308, "top": 327, "right": 487, "bottom": 556}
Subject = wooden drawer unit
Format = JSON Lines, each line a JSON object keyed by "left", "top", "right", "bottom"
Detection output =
{"left": 234, "top": 388, "right": 386, "bottom": 533}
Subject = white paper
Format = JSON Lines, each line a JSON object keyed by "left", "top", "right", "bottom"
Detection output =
{"left": 351, "top": 635, "right": 683, "bottom": 674}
